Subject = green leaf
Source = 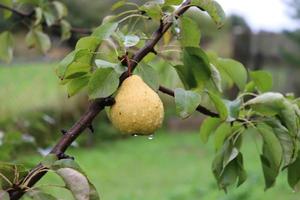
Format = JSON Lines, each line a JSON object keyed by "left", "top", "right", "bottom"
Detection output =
{"left": 56, "top": 49, "right": 90, "bottom": 80}
{"left": 52, "top": 1, "right": 68, "bottom": 19}
{"left": 192, "top": 0, "right": 226, "bottom": 28}
{"left": 217, "top": 58, "right": 247, "bottom": 90}
{"left": 244, "top": 81, "right": 256, "bottom": 93}
{"left": 257, "top": 123, "right": 283, "bottom": 168}
{"left": 56, "top": 50, "right": 80, "bottom": 79}
{"left": 92, "top": 22, "right": 118, "bottom": 40}
{"left": 173, "top": 65, "right": 197, "bottom": 89}
{"left": 245, "top": 92, "right": 285, "bottom": 116}
{"left": 0, "top": 31, "right": 13, "bottom": 63}
{"left": 214, "top": 123, "right": 232, "bottom": 151}
{"left": 88, "top": 68, "right": 119, "bottom": 99}
{"left": 56, "top": 168, "right": 90, "bottom": 200}
{"left": 95, "top": 60, "right": 117, "bottom": 68}
{"left": 212, "top": 139, "right": 247, "bottom": 191}
{"left": 123, "top": 35, "right": 140, "bottom": 48}
{"left": 60, "top": 20, "right": 71, "bottom": 41}
{"left": 75, "top": 36, "right": 101, "bottom": 53}
{"left": 51, "top": 159, "right": 100, "bottom": 200}
{"left": 67, "top": 75, "right": 90, "bottom": 97}
{"left": 280, "top": 100, "right": 298, "bottom": 137}
{"left": 0, "top": 191, "right": 9, "bottom": 200}
{"left": 43, "top": 5, "right": 57, "bottom": 26}
{"left": 140, "top": 1, "right": 162, "bottom": 21}
{"left": 179, "top": 16, "right": 201, "bottom": 47}
{"left": 208, "top": 92, "right": 228, "bottom": 121}
{"left": 164, "top": 0, "right": 182, "bottom": 6}
{"left": 0, "top": 0, "right": 12, "bottom": 18}
{"left": 220, "top": 152, "right": 246, "bottom": 189}
{"left": 218, "top": 159, "right": 238, "bottom": 190}
{"left": 236, "top": 153, "right": 247, "bottom": 187}
{"left": 34, "top": 7, "right": 43, "bottom": 26}
{"left": 222, "top": 146, "right": 239, "bottom": 168}
{"left": 134, "top": 63, "right": 159, "bottom": 91}
{"left": 247, "top": 94, "right": 298, "bottom": 137}
{"left": 257, "top": 123, "right": 283, "bottom": 189}
{"left": 174, "top": 88, "right": 201, "bottom": 119}
{"left": 111, "top": 0, "right": 126, "bottom": 11}
{"left": 210, "top": 64, "right": 222, "bottom": 92}
{"left": 260, "top": 154, "right": 278, "bottom": 190}
{"left": 199, "top": 117, "right": 221, "bottom": 143}
{"left": 183, "top": 47, "right": 211, "bottom": 90}
{"left": 52, "top": 159, "right": 82, "bottom": 171}
{"left": 95, "top": 59, "right": 126, "bottom": 74}
{"left": 250, "top": 71, "right": 273, "bottom": 92}
{"left": 266, "top": 119, "right": 298, "bottom": 167}
{"left": 25, "top": 27, "right": 51, "bottom": 54}
{"left": 27, "top": 189, "right": 57, "bottom": 200}
{"left": 288, "top": 151, "right": 300, "bottom": 191}
{"left": 64, "top": 63, "right": 90, "bottom": 80}
{"left": 224, "top": 99, "right": 241, "bottom": 122}
{"left": 74, "top": 36, "right": 101, "bottom": 65}
{"left": 41, "top": 154, "right": 58, "bottom": 168}
{"left": 246, "top": 92, "right": 284, "bottom": 106}
{"left": 58, "top": 36, "right": 101, "bottom": 79}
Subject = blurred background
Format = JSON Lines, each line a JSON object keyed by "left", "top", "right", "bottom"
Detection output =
{"left": 1, "top": 0, "right": 300, "bottom": 199}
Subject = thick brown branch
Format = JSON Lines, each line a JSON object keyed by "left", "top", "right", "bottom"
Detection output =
{"left": 158, "top": 85, "right": 219, "bottom": 118}
{"left": 8, "top": 98, "right": 114, "bottom": 199}
{"left": 8, "top": 1, "right": 193, "bottom": 199}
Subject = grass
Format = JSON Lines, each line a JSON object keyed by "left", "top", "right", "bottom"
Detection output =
{"left": 0, "top": 63, "right": 60, "bottom": 118}
{"left": 0, "top": 63, "right": 83, "bottom": 121}
{"left": 24, "top": 132, "right": 296, "bottom": 200}
{"left": 1, "top": 64, "right": 298, "bottom": 199}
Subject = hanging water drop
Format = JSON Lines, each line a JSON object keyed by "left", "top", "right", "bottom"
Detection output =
{"left": 148, "top": 134, "right": 154, "bottom": 140}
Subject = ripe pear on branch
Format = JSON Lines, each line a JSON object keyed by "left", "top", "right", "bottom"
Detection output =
{"left": 110, "top": 75, "right": 164, "bottom": 135}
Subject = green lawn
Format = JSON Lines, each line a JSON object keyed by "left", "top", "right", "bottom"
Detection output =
{"left": 0, "top": 63, "right": 59, "bottom": 118}
{"left": 28, "top": 132, "right": 297, "bottom": 200}
{"left": 1, "top": 64, "right": 298, "bottom": 199}
{"left": 0, "top": 63, "right": 83, "bottom": 121}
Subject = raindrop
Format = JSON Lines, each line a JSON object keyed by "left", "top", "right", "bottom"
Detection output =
{"left": 132, "top": 134, "right": 139, "bottom": 137}
{"left": 148, "top": 134, "right": 154, "bottom": 140}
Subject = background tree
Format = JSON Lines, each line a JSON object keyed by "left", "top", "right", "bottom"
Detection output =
{"left": 282, "top": 0, "right": 300, "bottom": 66}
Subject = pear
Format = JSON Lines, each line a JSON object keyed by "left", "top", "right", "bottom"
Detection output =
{"left": 110, "top": 75, "right": 164, "bottom": 135}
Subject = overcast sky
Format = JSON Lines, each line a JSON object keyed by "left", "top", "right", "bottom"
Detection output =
{"left": 217, "top": 0, "right": 298, "bottom": 32}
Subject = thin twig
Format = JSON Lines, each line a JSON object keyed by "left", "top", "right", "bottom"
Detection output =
{"left": 158, "top": 85, "right": 219, "bottom": 118}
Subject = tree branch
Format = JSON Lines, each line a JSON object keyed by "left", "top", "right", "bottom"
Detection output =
{"left": 0, "top": 4, "right": 29, "bottom": 17}
{"left": 8, "top": 98, "right": 115, "bottom": 199}
{"left": 0, "top": 3, "right": 92, "bottom": 35}
{"left": 7, "top": 1, "right": 193, "bottom": 199}
{"left": 158, "top": 85, "right": 219, "bottom": 118}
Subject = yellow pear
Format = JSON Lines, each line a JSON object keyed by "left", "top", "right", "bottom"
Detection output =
{"left": 110, "top": 75, "right": 164, "bottom": 135}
